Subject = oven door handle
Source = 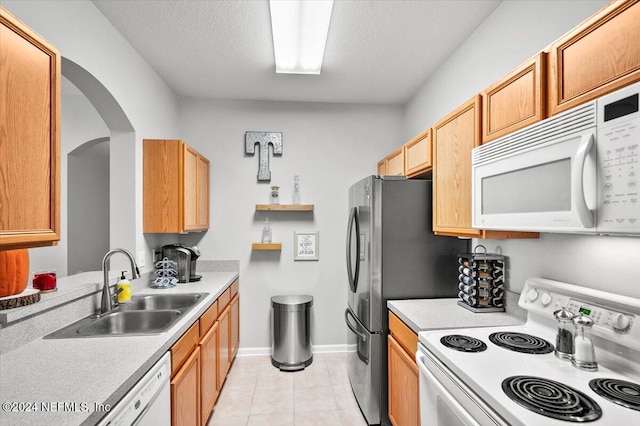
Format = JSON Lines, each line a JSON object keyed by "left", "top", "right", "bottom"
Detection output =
{"left": 417, "top": 352, "right": 482, "bottom": 426}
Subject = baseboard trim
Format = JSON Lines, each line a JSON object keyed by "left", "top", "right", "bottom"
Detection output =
{"left": 236, "top": 344, "right": 349, "bottom": 358}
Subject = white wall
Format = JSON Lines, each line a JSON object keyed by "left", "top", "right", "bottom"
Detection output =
{"left": 405, "top": 0, "right": 640, "bottom": 299}
{"left": 178, "top": 99, "right": 403, "bottom": 349}
{"left": 29, "top": 93, "right": 109, "bottom": 277}
{"left": 2, "top": 0, "right": 180, "bottom": 271}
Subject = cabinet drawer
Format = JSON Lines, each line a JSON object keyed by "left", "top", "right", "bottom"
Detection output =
{"left": 217, "top": 287, "right": 231, "bottom": 311}
{"left": 171, "top": 321, "right": 200, "bottom": 376}
{"left": 389, "top": 311, "right": 418, "bottom": 356}
{"left": 199, "top": 300, "right": 218, "bottom": 339}
{"left": 231, "top": 279, "right": 239, "bottom": 298}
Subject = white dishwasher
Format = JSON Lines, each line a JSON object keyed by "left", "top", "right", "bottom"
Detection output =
{"left": 97, "top": 352, "right": 171, "bottom": 426}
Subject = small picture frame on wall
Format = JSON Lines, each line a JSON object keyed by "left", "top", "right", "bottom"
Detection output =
{"left": 294, "top": 231, "right": 319, "bottom": 261}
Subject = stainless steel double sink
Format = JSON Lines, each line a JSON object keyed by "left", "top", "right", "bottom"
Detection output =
{"left": 44, "top": 293, "right": 208, "bottom": 339}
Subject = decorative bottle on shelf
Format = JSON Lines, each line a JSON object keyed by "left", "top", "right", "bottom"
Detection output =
{"left": 262, "top": 218, "right": 272, "bottom": 243}
{"left": 292, "top": 175, "right": 301, "bottom": 205}
{"left": 270, "top": 186, "right": 280, "bottom": 204}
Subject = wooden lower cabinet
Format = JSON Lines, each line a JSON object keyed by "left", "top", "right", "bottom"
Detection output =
{"left": 388, "top": 336, "right": 419, "bottom": 426}
{"left": 388, "top": 312, "right": 419, "bottom": 426}
{"left": 200, "top": 321, "right": 219, "bottom": 425}
{"left": 171, "top": 346, "right": 201, "bottom": 426}
{"left": 217, "top": 304, "right": 231, "bottom": 385}
{"left": 230, "top": 294, "right": 240, "bottom": 359}
{"left": 170, "top": 279, "right": 240, "bottom": 425}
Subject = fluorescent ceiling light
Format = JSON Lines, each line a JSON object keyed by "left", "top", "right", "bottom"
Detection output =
{"left": 269, "top": 0, "right": 334, "bottom": 74}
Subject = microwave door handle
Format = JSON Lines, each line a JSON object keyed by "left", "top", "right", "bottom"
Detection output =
{"left": 573, "top": 133, "right": 595, "bottom": 228}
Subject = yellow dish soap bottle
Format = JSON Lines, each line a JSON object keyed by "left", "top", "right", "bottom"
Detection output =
{"left": 116, "top": 271, "right": 131, "bottom": 304}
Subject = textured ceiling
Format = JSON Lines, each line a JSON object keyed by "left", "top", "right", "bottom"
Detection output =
{"left": 92, "top": 0, "right": 502, "bottom": 105}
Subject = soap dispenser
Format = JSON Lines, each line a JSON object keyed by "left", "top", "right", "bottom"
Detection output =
{"left": 116, "top": 271, "right": 131, "bottom": 304}
{"left": 572, "top": 314, "right": 598, "bottom": 371}
{"left": 262, "top": 218, "right": 272, "bottom": 243}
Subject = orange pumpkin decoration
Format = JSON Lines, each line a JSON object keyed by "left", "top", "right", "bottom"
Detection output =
{"left": 0, "top": 249, "right": 30, "bottom": 297}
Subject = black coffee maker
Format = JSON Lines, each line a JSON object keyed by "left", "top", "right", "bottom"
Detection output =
{"left": 159, "top": 244, "right": 202, "bottom": 283}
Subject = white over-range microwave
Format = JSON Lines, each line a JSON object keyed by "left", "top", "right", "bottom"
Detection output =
{"left": 472, "top": 82, "right": 639, "bottom": 236}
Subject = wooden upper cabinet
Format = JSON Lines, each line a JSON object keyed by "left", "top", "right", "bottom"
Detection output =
{"left": 549, "top": 0, "right": 640, "bottom": 115}
{"left": 143, "top": 139, "right": 210, "bottom": 233}
{"left": 404, "top": 128, "right": 432, "bottom": 178}
{"left": 482, "top": 53, "right": 547, "bottom": 143}
{"left": 432, "top": 95, "right": 482, "bottom": 237}
{"left": 0, "top": 7, "right": 60, "bottom": 249}
{"left": 377, "top": 147, "right": 405, "bottom": 176}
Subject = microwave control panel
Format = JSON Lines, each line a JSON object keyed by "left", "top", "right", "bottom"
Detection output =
{"left": 596, "top": 82, "right": 639, "bottom": 234}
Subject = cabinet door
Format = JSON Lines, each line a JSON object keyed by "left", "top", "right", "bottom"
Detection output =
{"left": 230, "top": 294, "right": 240, "bottom": 360}
{"left": 432, "top": 96, "right": 482, "bottom": 237}
{"left": 0, "top": 8, "right": 60, "bottom": 249}
{"left": 217, "top": 305, "right": 231, "bottom": 387}
{"left": 171, "top": 346, "right": 201, "bottom": 426}
{"left": 143, "top": 139, "right": 182, "bottom": 233}
{"left": 182, "top": 145, "right": 199, "bottom": 231}
{"left": 405, "top": 129, "right": 432, "bottom": 178}
{"left": 388, "top": 335, "right": 419, "bottom": 426}
{"left": 200, "top": 321, "right": 219, "bottom": 426}
{"left": 549, "top": 0, "right": 640, "bottom": 115}
{"left": 386, "top": 147, "right": 405, "bottom": 176}
{"left": 196, "top": 155, "right": 209, "bottom": 229}
{"left": 482, "top": 52, "right": 546, "bottom": 143}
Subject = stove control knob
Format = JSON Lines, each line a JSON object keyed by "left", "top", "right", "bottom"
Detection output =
{"left": 612, "top": 314, "right": 631, "bottom": 333}
{"left": 541, "top": 293, "right": 552, "bottom": 306}
{"left": 526, "top": 289, "right": 538, "bottom": 302}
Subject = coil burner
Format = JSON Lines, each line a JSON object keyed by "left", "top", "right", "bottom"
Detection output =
{"left": 440, "top": 335, "right": 487, "bottom": 353}
{"left": 489, "top": 332, "right": 554, "bottom": 354}
{"left": 590, "top": 378, "right": 640, "bottom": 411}
{"left": 503, "top": 376, "right": 602, "bottom": 422}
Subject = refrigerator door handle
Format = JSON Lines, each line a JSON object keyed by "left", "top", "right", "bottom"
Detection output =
{"left": 345, "top": 308, "right": 367, "bottom": 341}
{"left": 346, "top": 207, "right": 361, "bottom": 293}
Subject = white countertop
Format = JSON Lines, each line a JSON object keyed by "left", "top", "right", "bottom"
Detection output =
{"left": 387, "top": 298, "right": 525, "bottom": 334}
{"left": 0, "top": 271, "right": 238, "bottom": 426}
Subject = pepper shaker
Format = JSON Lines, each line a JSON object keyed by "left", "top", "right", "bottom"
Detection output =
{"left": 572, "top": 314, "right": 598, "bottom": 371}
{"left": 554, "top": 309, "right": 575, "bottom": 361}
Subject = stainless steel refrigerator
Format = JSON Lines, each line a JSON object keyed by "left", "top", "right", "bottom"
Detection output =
{"left": 345, "top": 175, "right": 468, "bottom": 425}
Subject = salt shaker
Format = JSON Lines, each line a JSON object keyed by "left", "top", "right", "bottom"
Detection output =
{"left": 572, "top": 314, "right": 598, "bottom": 371}
{"left": 554, "top": 309, "right": 575, "bottom": 361}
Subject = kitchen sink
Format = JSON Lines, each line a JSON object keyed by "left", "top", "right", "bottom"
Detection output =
{"left": 123, "top": 293, "right": 205, "bottom": 311}
{"left": 76, "top": 310, "right": 181, "bottom": 336}
{"left": 44, "top": 292, "right": 209, "bottom": 339}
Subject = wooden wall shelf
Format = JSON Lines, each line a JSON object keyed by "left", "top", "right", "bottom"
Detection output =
{"left": 255, "top": 204, "right": 314, "bottom": 212}
{"left": 251, "top": 243, "right": 282, "bottom": 251}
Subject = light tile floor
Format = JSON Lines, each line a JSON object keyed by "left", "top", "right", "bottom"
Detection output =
{"left": 207, "top": 353, "right": 367, "bottom": 426}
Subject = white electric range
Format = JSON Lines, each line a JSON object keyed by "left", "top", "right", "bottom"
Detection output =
{"left": 417, "top": 277, "right": 640, "bottom": 426}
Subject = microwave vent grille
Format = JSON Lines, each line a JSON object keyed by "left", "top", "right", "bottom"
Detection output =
{"left": 473, "top": 102, "right": 596, "bottom": 165}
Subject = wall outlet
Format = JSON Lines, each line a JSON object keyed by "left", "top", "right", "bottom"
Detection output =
{"left": 137, "top": 250, "right": 146, "bottom": 268}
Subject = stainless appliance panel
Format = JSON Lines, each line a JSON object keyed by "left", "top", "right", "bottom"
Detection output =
{"left": 346, "top": 306, "right": 382, "bottom": 425}
{"left": 347, "top": 176, "right": 375, "bottom": 332}
{"left": 345, "top": 176, "right": 468, "bottom": 425}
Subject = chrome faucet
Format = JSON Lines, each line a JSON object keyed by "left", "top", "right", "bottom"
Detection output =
{"left": 101, "top": 248, "right": 140, "bottom": 314}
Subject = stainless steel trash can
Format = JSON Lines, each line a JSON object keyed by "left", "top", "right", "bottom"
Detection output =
{"left": 271, "top": 295, "right": 313, "bottom": 371}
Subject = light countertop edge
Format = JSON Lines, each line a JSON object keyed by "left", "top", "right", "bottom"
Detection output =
{"left": 387, "top": 297, "right": 526, "bottom": 334}
{"left": 0, "top": 271, "right": 238, "bottom": 426}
